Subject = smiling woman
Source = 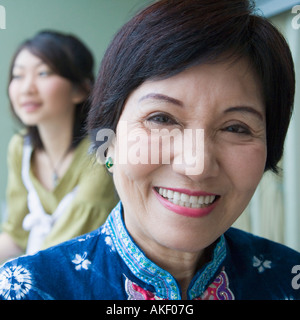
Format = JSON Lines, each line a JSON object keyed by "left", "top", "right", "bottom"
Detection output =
{"left": 9, "top": 50, "right": 80, "bottom": 132}
{"left": 0, "top": 0, "right": 299, "bottom": 300}
{"left": 106, "top": 60, "right": 267, "bottom": 260}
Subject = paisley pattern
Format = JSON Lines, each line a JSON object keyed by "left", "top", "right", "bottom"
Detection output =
{"left": 196, "top": 268, "right": 234, "bottom": 300}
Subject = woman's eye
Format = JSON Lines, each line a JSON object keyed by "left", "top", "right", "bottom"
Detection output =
{"left": 11, "top": 74, "right": 22, "bottom": 80}
{"left": 147, "top": 113, "right": 178, "bottom": 125}
{"left": 39, "top": 70, "right": 52, "bottom": 77}
{"left": 225, "top": 124, "right": 251, "bottom": 135}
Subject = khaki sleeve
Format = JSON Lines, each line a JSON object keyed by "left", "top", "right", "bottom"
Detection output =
{"left": 2, "top": 134, "right": 29, "bottom": 251}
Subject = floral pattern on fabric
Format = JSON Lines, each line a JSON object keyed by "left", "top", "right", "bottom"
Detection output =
{"left": 125, "top": 268, "right": 234, "bottom": 300}
{"left": 0, "top": 265, "right": 32, "bottom": 300}
{"left": 72, "top": 252, "right": 91, "bottom": 271}
{"left": 252, "top": 255, "right": 272, "bottom": 273}
{"left": 101, "top": 223, "right": 116, "bottom": 252}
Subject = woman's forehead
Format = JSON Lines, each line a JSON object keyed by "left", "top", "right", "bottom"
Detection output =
{"left": 125, "top": 59, "right": 264, "bottom": 112}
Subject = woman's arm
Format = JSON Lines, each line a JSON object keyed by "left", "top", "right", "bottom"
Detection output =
{"left": 0, "top": 232, "right": 23, "bottom": 264}
{"left": 1, "top": 134, "right": 29, "bottom": 259}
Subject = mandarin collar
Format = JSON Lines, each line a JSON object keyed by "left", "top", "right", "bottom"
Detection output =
{"left": 107, "top": 202, "right": 226, "bottom": 300}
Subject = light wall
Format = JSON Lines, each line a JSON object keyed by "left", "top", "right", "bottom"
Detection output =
{"left": 234, "top": 9, "right": 300, "bottom": 251}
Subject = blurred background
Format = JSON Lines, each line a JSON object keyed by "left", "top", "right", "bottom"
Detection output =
{"left": 233, "top": 0, "right": 300, "bottom": 251}
{"left": 0, "top": 0, "right": 299, "bottom": 250}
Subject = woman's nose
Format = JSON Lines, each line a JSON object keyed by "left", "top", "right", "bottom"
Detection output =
{"left": 20, "top": 74, "right": 37, "bottom": 94}
{"left": 171, "top": 130, "right": 220, "bottom": 181}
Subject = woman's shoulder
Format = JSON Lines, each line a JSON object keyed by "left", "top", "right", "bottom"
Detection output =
{"left": 224, "top": 227, "right": 300, "bottom": 290}
{"left": 8, "top": 132, "right": 26, "bottom": 153}
{"left": 0, "top": 226, "right": 105, "bottom": 300}
{"left": 6, "top": 133, "right": 28, "bottom": 168}
{"left": 225, "top": 227, "right": 300, "bottom": 261}
{"left": 224, "top": 228, "right": 300, "bottom": 299}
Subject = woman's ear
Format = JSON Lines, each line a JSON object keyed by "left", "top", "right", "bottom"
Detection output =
{"left": 71, "top": 86, "right": 87, "bottom": 105}
{"left": 71, "top": 79, "right": 91, "bottom": 104}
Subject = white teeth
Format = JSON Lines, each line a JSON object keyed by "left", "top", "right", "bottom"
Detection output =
{"left": 158, "top": 187, "right": 217, "bottom": 208}
{"left": 173, "top": 192, "right": 180, "bottom": 201}
{"left": 190, "top": 196, "right": 198, "bottom": 204}
{"left": 163, "top": 189, "right": 168, "bottom": 197}
{"left": 181, "top": 193, "right": 189, "bottom": 202}
{"left": 204, "top": 196, "right": 211, "bottom": 204}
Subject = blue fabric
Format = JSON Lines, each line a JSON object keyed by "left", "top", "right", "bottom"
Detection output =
{"left": 0, "top": 202, "right": 299, "bottom": 300}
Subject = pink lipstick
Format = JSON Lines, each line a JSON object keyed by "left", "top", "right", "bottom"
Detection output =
{"left": 153, "top": 187, "right": 219, "bottom": 218}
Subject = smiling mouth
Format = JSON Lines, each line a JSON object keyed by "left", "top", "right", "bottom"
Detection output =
{"left": 21, "top": 102, "right": 42, "bottom": 111}
{"left": 154, "top": 187, "right": 220, "bottom": 209}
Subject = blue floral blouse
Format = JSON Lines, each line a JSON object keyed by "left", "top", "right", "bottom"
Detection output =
{"left": 0, "top": 202, "right": 299, "bottom": 300}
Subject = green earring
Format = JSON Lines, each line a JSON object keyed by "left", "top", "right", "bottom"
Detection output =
{"left": 105, "top": 156, "right": 114, "bottom": 169}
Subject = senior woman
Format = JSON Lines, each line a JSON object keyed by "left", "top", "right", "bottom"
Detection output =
{"left": 0, "top": 0, "right": 299, "bottom": 300}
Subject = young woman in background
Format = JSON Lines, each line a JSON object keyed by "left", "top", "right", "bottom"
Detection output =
{"left": 0, "top": 30, "right": 117, "bottom": 262}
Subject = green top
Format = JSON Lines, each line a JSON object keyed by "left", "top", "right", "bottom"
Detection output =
{"left": 2, "top": 133, "right": 118, "bottom": 251}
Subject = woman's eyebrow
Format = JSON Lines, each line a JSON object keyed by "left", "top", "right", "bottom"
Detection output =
{"left": 139, "top": 93, "right": 184, "bottom": 107}
{"left": 224, "top": 106, "right": 264, "bottom": 121}
{"left": 139, "top": 94, "right": 264, "bottom": 121}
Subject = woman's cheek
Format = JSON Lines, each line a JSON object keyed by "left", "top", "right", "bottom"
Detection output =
{"left": 114, "top": 131, "right": 157, "bottom": 180}
{"left": 224, "top": 142, "right": 267, "bottom": 193}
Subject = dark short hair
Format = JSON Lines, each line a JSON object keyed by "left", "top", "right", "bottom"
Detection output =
{"left": 87, "top": 0, "right": 295, "bottom": 173}
{"left": 9, "top": 30, "right": 94, "bottom": 149}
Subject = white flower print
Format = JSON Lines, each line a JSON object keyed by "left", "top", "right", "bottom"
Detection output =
{"left": 72, "top": 252, "right": 91, "bottom": 271}
{"left": 101, "top": 223, "right": 115, "bottom": 252}
{"left": 101, "top": 223, "right": 109, "bottom": 235}
{"left": 0, "top": 265, "right": 32, "bottom": 300}
{"left": 253, "top": 255, "right": 272, "bottom": 273}
{"left": 105, "top": 236, "right": 113, "bottom": 247}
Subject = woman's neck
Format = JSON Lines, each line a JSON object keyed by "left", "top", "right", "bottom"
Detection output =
{"left": 157, "top": 252, "right": 203, "bottom": 299}
{"left": 134, "top": 238, "right": 213, "bottom": 300}
{"left": 37, "top": 116, "right": 73, "bottom": 162}
{"left": 32, "top": 116, "right": 75, "bottom": 190}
